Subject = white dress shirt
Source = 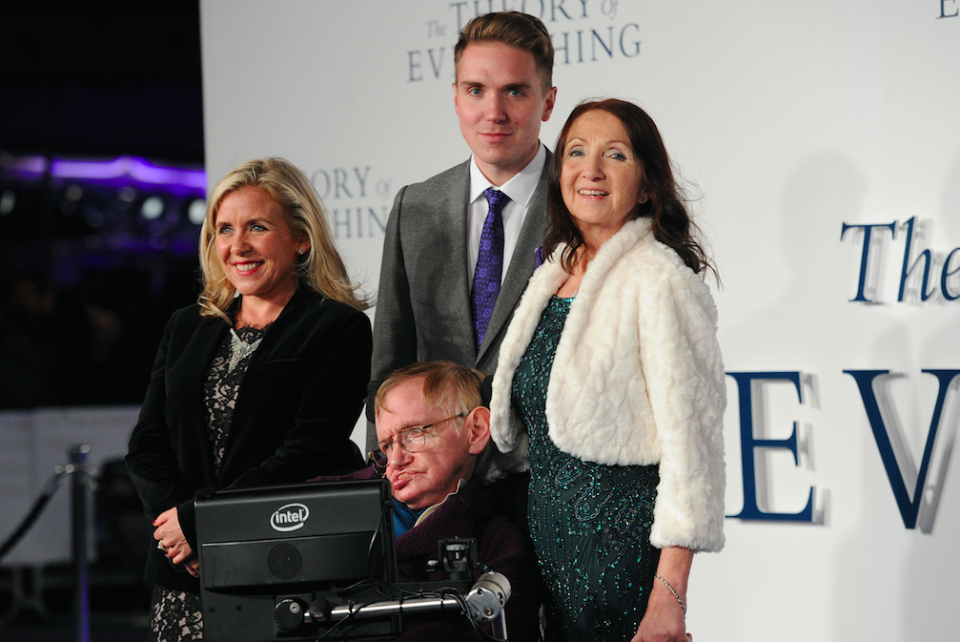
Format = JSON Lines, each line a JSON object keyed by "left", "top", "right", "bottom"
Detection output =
{"left": 466, "top": 143, "right": 547, "bottom": 283}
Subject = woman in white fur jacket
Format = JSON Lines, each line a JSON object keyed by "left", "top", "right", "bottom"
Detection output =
{"left": 489, "top": 99, "right": 725, "bottom": 642}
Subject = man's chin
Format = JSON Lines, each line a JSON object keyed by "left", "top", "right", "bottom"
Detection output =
{"left": 396, "top": 486, "right": 440, "bottom": 512}
{"left": 474, "top": 144, "right": 538, "bottom": 177}
{"left": 392, "top": 483, "right": 419, "bottom": 506}
{"left": 400, "top": 497, "right": 428, "bottom": 511}
{"left": 476, "top": 148, "right": 516, "bottom": 165}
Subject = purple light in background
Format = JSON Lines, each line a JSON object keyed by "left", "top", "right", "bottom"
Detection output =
{"left": 1, "top": 153, "right": 206, "bottom": 197}
{"left": 5, "top": 155, "right": 46, "bottom": 174}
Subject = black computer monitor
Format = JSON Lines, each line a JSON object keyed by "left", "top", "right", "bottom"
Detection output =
{"left": 196, "top": 479, "right": 398, "bottom": 642}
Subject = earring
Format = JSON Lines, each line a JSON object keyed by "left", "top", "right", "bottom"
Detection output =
{"left": 298, "top": 248, "right": 305, "bottom": 255}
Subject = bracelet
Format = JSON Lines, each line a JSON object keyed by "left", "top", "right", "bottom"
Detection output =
{"left": 654, "top": 573, "right": 686, "bottom": 615}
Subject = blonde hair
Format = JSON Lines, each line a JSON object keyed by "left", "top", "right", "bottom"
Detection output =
{"left": 375, "top": 361, "right": 485, "bottom": 424}
{"left": 198, "top": 158, "right": 370, "bottom": 322}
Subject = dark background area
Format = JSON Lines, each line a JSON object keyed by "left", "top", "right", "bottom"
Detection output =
{"left": 0, "top": 3, "right": 203, "bottom": 157}
{"left": 0, "top": 2, "right": 206, "bottom": 410}
{"left": 1, "top": 3, "right": 205, "bottom": 638}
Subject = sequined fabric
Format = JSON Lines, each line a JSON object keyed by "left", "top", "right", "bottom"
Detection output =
{"left": 149, "top": 323, "right": 269, "bottom": 642}
{"left": 512, "top": 295, "right": 660, "bottom": 642}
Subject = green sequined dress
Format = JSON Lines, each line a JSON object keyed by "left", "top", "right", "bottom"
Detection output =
{"left": 512, "top": 295, "right": 661, "bottom": 642}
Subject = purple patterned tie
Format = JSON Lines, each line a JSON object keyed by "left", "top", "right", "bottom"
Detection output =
{"left": 471, "top": 188, "right": 509, "bottom": 349}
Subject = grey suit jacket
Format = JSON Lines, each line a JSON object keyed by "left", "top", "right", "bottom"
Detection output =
{"left": 366, "top": 153, "right": 551, "bottom": 451}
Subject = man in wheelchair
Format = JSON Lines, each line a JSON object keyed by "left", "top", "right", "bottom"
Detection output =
{"left": 316, "top": 361, "right": 541, "bottom": 641}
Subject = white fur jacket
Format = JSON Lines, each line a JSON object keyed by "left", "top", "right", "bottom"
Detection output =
{"left": 489, "top": 216, "right": 726, "bottom": 552}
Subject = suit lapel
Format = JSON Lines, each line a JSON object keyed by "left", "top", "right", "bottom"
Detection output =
{"left": 181, "top": 315, "right": 227, "bottom": 486}
{"left": 476, "top": 151, "right": 551, "bottom": 362}
{"left": 445, "top": 162, "right": 476, "bottom": 356}
{"left": 183, "top": 317, "right": 227, "bottom": 407}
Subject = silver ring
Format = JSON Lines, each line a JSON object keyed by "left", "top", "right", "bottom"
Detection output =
{"left": 157, "top": 540, "right": 166, "bottom": 552}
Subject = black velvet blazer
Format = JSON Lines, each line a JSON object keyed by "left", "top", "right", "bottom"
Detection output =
{"left": 126, "top": 289, "right": 371, "bottom": 591}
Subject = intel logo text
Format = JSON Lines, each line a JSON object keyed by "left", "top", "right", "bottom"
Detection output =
{"left": 270, "top": 503, "right": 310, "bottom": 532}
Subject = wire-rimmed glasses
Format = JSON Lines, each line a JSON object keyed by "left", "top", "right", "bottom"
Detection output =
{"left": 376, "top": 413, "right": 466, "bottom": 457}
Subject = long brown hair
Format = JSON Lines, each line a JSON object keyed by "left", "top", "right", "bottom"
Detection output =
{"left": 543, "top": 99, "right": 716, "bottom": 278}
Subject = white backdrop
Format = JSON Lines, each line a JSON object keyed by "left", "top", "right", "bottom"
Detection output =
{"left": 200, "top": 2, "right": 960, "bottom": 639}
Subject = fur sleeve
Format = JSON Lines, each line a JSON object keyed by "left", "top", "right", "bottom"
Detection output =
{"left": 641, "top": 264, "right": 727, "bottom": 553}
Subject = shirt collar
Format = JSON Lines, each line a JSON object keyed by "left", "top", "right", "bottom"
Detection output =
{"left": 468, "top": 143, "right": 546, "bottom": 209}
{"left": 414, "top": 477, "right": 468, "bottom": 528}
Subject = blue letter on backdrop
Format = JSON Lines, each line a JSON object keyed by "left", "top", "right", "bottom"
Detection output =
{"left": 840, "top": 221, "right": 896, "bottom": 303}
{"left": 727, "top": 372, "right": 814, "bottom": 522}
{"left": 844, "top": 370, "right": 960, "bottom": 529}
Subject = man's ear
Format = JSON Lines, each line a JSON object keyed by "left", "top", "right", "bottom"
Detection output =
{"left": 464, "top": 406, "right": 491, "bottom": 455}
{"left": 541, "top": 85, "right": 558, "bottom": 122}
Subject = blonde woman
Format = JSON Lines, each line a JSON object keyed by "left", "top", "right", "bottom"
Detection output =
{"left": 126, "top": 158, "right": 372, "bottom": 641}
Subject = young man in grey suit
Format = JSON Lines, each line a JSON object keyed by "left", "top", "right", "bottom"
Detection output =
{"left": 367, "top": 11, "right": 557, "bottom": 453}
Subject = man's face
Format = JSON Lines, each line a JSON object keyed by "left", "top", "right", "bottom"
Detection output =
{"left": 454, "top": 41, "right": 557, "bottom": 186}
{"left": 376, "top": 379, "right": 481, "bottom": 510}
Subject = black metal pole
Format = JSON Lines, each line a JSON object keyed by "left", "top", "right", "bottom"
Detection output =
{"left": 69, "top": 444, "right": 91, "bottom": 642}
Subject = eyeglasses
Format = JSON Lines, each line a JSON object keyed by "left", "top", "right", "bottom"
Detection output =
{"left": 376, "top": 413, "right": 466, "bottom": 457}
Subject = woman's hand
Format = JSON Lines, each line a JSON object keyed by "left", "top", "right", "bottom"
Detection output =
{"left": 153, "top": 506, "right": 197, "bottom": 574}
{"left": 631, "top": 582, "right": 690, "bottom": 642}
{"left": 632, "top": 546, "right": 694, "bottom": 642}
{"left": 183, "top": 557, "right": 200, "bottom": 578}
